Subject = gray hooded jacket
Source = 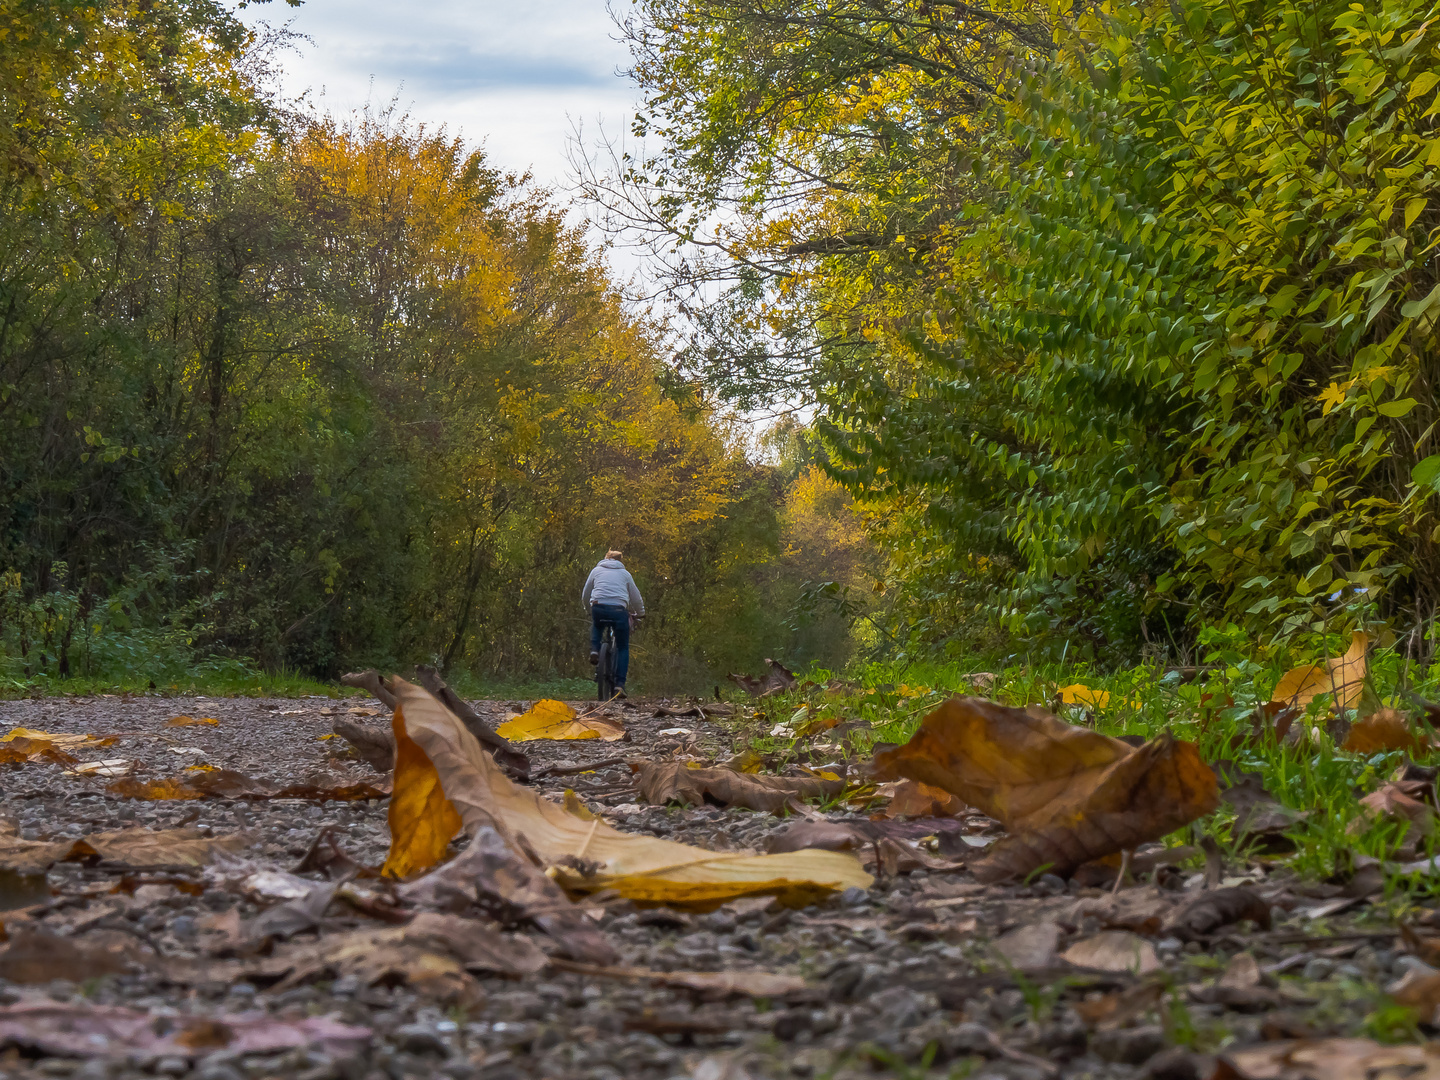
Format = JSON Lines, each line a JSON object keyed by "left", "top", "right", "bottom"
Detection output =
{"left": 582, "top": 559, "right": 645, "bottom": 613}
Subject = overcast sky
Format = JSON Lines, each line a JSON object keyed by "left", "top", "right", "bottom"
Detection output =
{"left": 239, "top": 0, "right": 638, "bottom": 190}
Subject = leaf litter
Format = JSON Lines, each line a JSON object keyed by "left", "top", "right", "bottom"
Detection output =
{"left": 1, "top": 683, "right": 1439, "bottom": 1079}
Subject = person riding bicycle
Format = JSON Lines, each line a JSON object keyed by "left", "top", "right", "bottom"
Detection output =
{"left": 581, "top": 549, "right": 645, "bottom": 695}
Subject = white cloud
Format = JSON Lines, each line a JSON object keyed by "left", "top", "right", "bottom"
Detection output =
{"left": 240, "top": 0, "right": 638, "bottom": 187}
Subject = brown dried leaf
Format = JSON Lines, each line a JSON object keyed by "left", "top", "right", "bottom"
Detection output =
{"left": 0, "top": 1002, "right": 370, "bottom": 1059}
{"left": 0, "top": 926, "right": 133, "bottom": 983}
{"left": 636, "top": 762, "right": 842, "bottom": 815}
{"left": 1343, "top": 709, "right": 1429, "bottom": 754}
{"left": 1268, "top": 631, "right": 1369, "bottom": 712}
{"left": 331, "top": 719, "right": 396, "bottom": 773}
{"left": 875, "top": 779, "right": 965, "bottom": 819}
{"left": 1218, "top": 1038, "right": 1440, "bottom": 1080}
{"left": 873, "top": 697, "right": 1218, "bottom": 881}
{"left": 1164, "top": 886, "right": 1272, "bottom": 941}
{"left": 992, "top": 921, "right": 1062, "bottom": 971}
{"left": 727, "top": 659, "right": 797, "bottom": 697}
{"left": 1073, "top": 979, "right": 1166, "bottom": 1029}
{"left": 550, "top": 959, "right": 806, "bottom": 998}
{"left": 1061, "top": 931, "right": 1160, "bottom": 974}
{"left": 1353, "top": 780, "right": 1438, "bottom": 837}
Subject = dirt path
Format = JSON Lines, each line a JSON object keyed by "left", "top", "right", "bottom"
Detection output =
{"left": 0, "top": 693, "right": 1420, "bottom": 1080}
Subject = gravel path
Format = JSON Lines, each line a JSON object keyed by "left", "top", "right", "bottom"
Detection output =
{"left": 0, "top": 693, "right": 1420, "bottom": 1080}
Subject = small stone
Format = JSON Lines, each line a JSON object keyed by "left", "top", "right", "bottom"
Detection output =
{"left": 1145, "top": 1046, "right": 1204, "bottom": 1080}
{"left": 194, "top": 1064, "right": 244, "bottom": 1080}
{"left": 1395, "top": 955, "right": 1439, "bottom": 977}
{"left": 1302, "top": 958, "right": 1336, "bottom": 980}
{"left": 38, "top": 1060, "right": 77, "bottom": 1077}
{"left": 1036, "top": 873, "right": 1066, "bottom": 895}
{"left": 1334, "top": 962, "right": 1364, "bottom": 980}
{"left": 74, "top": 1060, "right": 113, "bottom": 1080}
{"left": 155, "top": 1057, "right": 190, "bottom": 1076}
{"left": 1156, "top": 936, "right": 1183, "bottom": 954}
{"left": 838, "top": 886, "right": 868, "bottom": 906}
{"left": 171, "top": 914, "right": 198, "bottom": 939}
{"left": 941, "top": 1021, "right": 997, "bottom": 1058}
{"left": 395, "top": 1022, "right": 450, "bottom": 1057}
{"left": 1092, "top": 1025, "right": 1167, "bottom": 1065}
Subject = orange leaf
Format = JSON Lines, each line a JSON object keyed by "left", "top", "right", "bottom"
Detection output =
{"left": 1270, "top": 631, "right": 1368, "bottom": 710}
{"left": 876, "top": 779, "right": 965, "bottom": 819}
{"left": 105, "top": 778, "right": 205, "bottom": 800}
{"left": 873, "top": 697, "right": 1217, "bottom": 882}
{"left": 381, "top": 703, "right": 464, "bottom": 879}
{"left": 166, "top": 715, "right": 218, "bottom": 727}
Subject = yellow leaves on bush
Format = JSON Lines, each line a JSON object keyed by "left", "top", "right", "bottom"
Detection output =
{"left": 383, "top": 678, "right": 872, "bottom": 905}
{"left": 873, "top": 697, "right": 1218, "bottom": 882}
{"left": 495, "top": 700, "right": 626, "bottom": 742}
{"left": 166, "top": 715, "right": 218, "bottom": 727}
{"left": 1269, "top": 631, "right": 1368, "bottom": 710}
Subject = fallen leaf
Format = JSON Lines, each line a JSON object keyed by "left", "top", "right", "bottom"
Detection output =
{"left": 331, "top": 719, "right": 395, "bottom": 772}
{"left": 635, "top": 762, "right": 842, "bottom": 815}
{"left": 1218, "top": 951, "right": 1262, "bottom": 990}
{"left": 1061, "top": 931, "right": 1160, "bottom": 974}
{"left": 873, "top": 697, "right": 1218, "bottom": 882}
{"left": 563, "top": 789, "right": 597, "bottom": 820}
{"left": 1343, "top": 708, "right": 1428, "bottom": 754}
{"left": 993, "top": 921, "right": 1062, "bottom": 971}
{"left": 1065, "top": 887, "right": 1176, "bottom": 936}
{"left": 64, "top": 759, "right": 136, "bottom": 778}
{"left": 0, "top": 825, "right": 244, "bottom": 874}
{"left": 1353, "top": 780, "right": 1437, "bottom": 838}
{"left": 383, "top": 678, "right": 873, "bottom": 907}
{"left": 1400, "top": 922, "right": 1440, "bottom": 968}
{"left": 1058, "top": 683, "right": 1110, "bottom": 710}
{"left": 166, "top": 716, "right": 218, "bottom": 727}
{"left": 1165, "top": 886, "right": 1271, "bottom": 941}
{"left": 728, "top": 659, "right": 797, "bottom": 697}
{"left": 496, "top": 700, "right": 627, "bottom": 742}
{"left": 550, "top": 958, "right": 805, "bottom": 998}
{"left": 1269, "top": 632, "right": 1368, "bottom": 712}
{"left": 399, "top": 826, "right": 618, "bottom": 965}
{"left": 1074, "top": 979, "right": 1166, "bottom": 1029}
{"left": 1390, "top": 966, "right": 1440, "bottom": 1024}
{"left": 0, "top": 1001, "right": 370, "bottom": 1060}
{"left": 106, "top": 778, "right": 205, "bottom": 801}
{"left": 1218, "top": 1038, "right": 1440, "bottom": 1080}
{"left": 251, "top": 912, "right": 546, "bottom": 1004}
{"left": 0, "top": 728, "right": 103, "bottom": 748}
{"left": 0, "top": 926, "right": 133, "bottom": 983}
{"left": 876, "top": 779, "right": 965, "bottom": 819}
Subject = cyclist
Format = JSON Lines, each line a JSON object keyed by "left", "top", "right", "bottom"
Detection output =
{"left": 581, "top": 549, "right": 645, "bottom": 696}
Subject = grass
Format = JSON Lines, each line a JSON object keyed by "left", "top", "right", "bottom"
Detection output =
{"left": 732, "top": 642, "right": 1440, "bottom": 894}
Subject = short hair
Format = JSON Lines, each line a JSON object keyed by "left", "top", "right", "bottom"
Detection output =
{"left": 605, "top": 549, "right": 624, "bottom": 560}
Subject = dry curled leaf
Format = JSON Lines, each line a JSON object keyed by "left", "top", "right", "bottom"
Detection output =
{"left": 727, "top": 659, "right": 797, "bottom": 697}
{"left": 1061, "top": 931, "right": 1160, "bottom": 974}
{"left": 166, "top": 715, "right": 218, "bottom": 727}
{"left": 551, "top": 959, "right": 806, "bottom": 998}
{"left": 635, "top": 761, "right": 842, "bottom": 815}
{"left": 875, "top": 779, "right": 965, "bottom": 819}
{"left": 1165, "top": 886, "right": 1272, "bottom": 941}
{"left": 1342, "top": 708, "right": 1429, "bottom": 754}
{"left": 496, "top": 700, "right": 626, "bottom": 742}
{"left": 382, "top": 678, "right": 872, "bottom": 907}
{"left": 1217, "top": 1038, "right": 1440, "bottom": 1080}
{"left": 0, "top": 1002, "right": 370, "bottom": 1060}
{"left": 1352, "top": 780, "right": 1437, "bottom": 838}
{"left": 1268, "top": 631, "right": 1368, "bottom": 712}
{"left": 873, "top": 697, "right": 1218, "bottom": 882}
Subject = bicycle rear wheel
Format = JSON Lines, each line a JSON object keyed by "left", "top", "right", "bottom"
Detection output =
{"left": 596, "top": 636, "right": 616, "bottom": 701}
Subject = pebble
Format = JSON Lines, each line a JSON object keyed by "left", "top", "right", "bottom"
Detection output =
{"left": 1302, "top": 957, "right": 1336, "bottom": 980}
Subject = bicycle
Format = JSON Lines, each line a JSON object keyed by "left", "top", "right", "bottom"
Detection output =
{"left": 595, "top": 613, "right": 640, "bottom": 701}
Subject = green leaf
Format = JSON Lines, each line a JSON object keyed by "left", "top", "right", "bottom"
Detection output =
{"left": 1378, "top": 399, "right": 1419, "bottom": 417}
{"left": 1410, "top": 71, "right": 1440, "bottom": 100}
{"left": 1413, "top": 455, "right": 1440, "bottom": 491}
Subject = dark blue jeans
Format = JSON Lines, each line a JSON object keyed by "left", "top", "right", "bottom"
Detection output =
{"left": 590, "top": 604, "right": 631, "bottom": 686}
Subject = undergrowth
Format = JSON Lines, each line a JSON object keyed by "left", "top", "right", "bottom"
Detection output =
{"left": 734, "top": 635, "right": 1440, "bottom": 893}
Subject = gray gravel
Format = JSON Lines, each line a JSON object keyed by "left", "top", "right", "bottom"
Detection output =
{"left": 0, "top": 693, "right": 1417, "bottom": 1079}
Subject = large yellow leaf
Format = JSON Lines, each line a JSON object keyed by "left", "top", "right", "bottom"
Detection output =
{"left": 385, "top": 678, "right": 872, "bottom": 905}
{"left": 495, "top": 699, "right": 626, "bottom": 742}
{"left": 380, "top": 712, "right": 464, "bottom": 879}
{"left": 1058, "top": 683, "right": 1111, "bottom": 709}
{"left": 1270, "top": 631, "right": 1368, "bottom": 710}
